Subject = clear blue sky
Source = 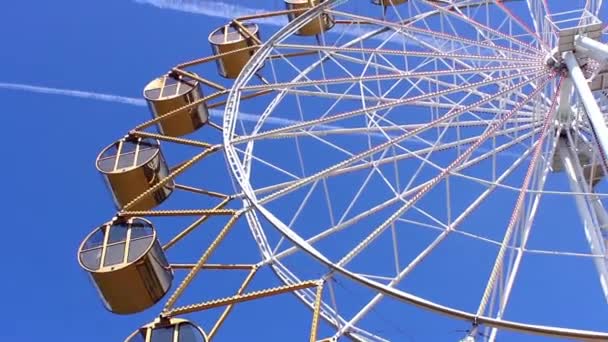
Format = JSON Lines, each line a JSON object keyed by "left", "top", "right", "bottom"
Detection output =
{"left": 0, "top": 1, "right": 309, "bottom": 340}
{"left": 1, "top": 1, "right": 608, "bottom": 341}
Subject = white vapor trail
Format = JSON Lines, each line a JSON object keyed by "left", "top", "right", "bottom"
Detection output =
{"left": 0, "top": 82, "right": 522, "bottom": 159}
{"left": 0, "top": 82, "right": 147, "bottom": 107}
{"left": 133, "top": 0, "right": 479, "bottom": 52}
{"left": 133, "top": 0, "right": 287, "bottom": 25}
{"left": 0, "top": 82, "right": 341, "bottom": 129}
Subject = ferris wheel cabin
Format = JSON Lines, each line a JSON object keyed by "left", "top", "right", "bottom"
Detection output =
{"left": 284, "top": 0, "right": 335, "bottom": 36}
{"left": 78, "top": 218, "right": 173, "bottom": 314}
{"left": 125, "top": 318, "right": 208, "bottom": 342}
{"left": 143, "top": 74, "right": 209, "bottom": 137}
{"left": 209, "top": 23, "right": 261, "bottom": 79}
{"left": 96, "top": 137, "right": 174, "bottom": 211}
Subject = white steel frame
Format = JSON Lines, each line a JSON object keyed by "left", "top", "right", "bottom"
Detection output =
{"left": 223, "top": 0, "right": 608, "bottom": 340}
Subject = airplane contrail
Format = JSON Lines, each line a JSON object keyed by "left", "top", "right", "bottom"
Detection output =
{"left": 132, "top": 0, "right": 287, "bottom": 25}
{"left": 133, "top": 0, "right": 477, "bottom": 51}
{"left": 0, "top": 82, "right": 344, "bottom": 129}
{"left": 0, "top": 81, "right": 523, "bottom": 160}
{"left": 132, "top": 0, "right": 377, "bottom": 39}
{"left": 0, "top": 82, "right": 147, "bottom": 107}
{"left": 0, "top": 81, "right": 522, "bottom": 161}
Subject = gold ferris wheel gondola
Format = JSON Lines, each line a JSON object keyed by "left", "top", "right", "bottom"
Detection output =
{"left": 78, "top": 3, "right": 335, "bottom": 341}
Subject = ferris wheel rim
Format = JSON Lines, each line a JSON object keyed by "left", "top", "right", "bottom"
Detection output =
{"left": 222, "top": 0, "right": 608, "bottom": 339}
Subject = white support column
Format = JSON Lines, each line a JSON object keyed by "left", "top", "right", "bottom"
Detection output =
{"left": 559, "top": 139, "right": 608, "bottom": 302}
{"left": 557, "top": 78, "right": 573, "bottom": 124}
{"left": 575, "top": 35, "right": 608, "bottom": 62}
{"left": 564, "top": 52, "right": 608, "bottom": 165}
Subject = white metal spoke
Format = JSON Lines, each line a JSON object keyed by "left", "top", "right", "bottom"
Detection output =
{"left": 208, "top": 1, "right": 608, "bottom": 340}
{"left": 239, "top": 64, "right": 538, "bottom": 92}
{"left": 246, "top": 119, "right": 539, "bottom": 206}
{"left": 262, "top": 119, "right": 536, "bottom": 139}
{"left": 485, "top": 128, "right": 558, "bottom": 342}
{"left": 333, "top": 127, "right": 541, "bottom": 339}
{"left": 422, "top": 0, "right": 542, "bottom": 54}
{"left": 494, "top": 0, "right": 547, "bottom": 50}
{"left": 336, "top": 76, "right": 551, "bottom": 269}
{"left": 307, "top": 51, "right": 536, "bottom": 112}
{"left": 277, "top": 43, "right": 540, "bottom": 64}
{"left": 273, "top": 125, "right": 542, "bottom": 262}
{"left": 526, "top": 0, "right": 551, "bottom": 40}
{"left": 563, "top": 129, "right": 608, "bottom": 301}
{"left": 257, "top": 88, "right": 541, "bottom": 211}
{"left": 234, "top": 69, "right": 543, "bottom": 145}
{"left": 476, "top": 83, "right": 559, "bottom": 317}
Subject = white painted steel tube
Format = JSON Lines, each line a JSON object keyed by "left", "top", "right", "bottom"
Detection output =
{"left": 564, "top": 51, "right": 608, "bottom": 164}
{"left": 559, "top": 139, "right": 608, "bottom": 301}
{"left": 576, "top": 35, "right": 608, "bottom": 61}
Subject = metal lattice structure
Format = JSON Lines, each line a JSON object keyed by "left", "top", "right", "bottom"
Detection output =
{"left": 78, "top": 1, "right": 608, "bottom": 341}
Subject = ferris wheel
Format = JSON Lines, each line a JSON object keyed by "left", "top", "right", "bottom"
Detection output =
{"left": 77, "top": 0, "right": 608, "bottom": 341}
